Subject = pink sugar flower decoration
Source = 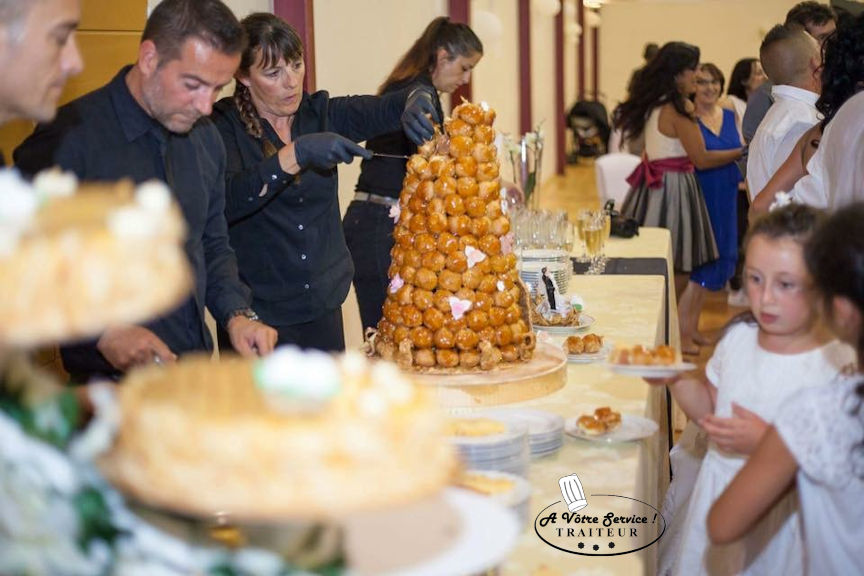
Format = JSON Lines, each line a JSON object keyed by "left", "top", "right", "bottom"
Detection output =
{"left": 500, "top": 233, "right": 515, "bottom": 255}
{"left": 389, "top": 273, "right": 404, "bottom": 294}
{"left": 464, "top": 245, "right": 487, "bottom": 269}
{"left": 448, "top": 296, "right": 473, "bottom": 321}
{"left": 389, "top": 203, "right": 401, "bottom": 223}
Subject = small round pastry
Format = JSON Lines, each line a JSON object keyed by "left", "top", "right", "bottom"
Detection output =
{"left": 414, "top": 233, "right": 436, "bottom": 253}
{"left": 454, "top": 102, "right": 483, "bottom": 125}
{"left": 655, "top": 345, "right": 676, "bottom": 365}
{"left": 410, "top": 326, "right": 433, "bottom": 349}
{"left": 427, "top": 212, "right": 447, "bottom": 234}
{"left": 466, "top": 309, "right": 489, "bottom": 332}
{"left": 504, "top": 253, "right": 518, "bottom": 269}
{"left": 595, "top": 407, "right": 621, "bottom": 431}
{"left": 488, "top": 255, "right": 507, "bottom": 274}
{"left": 456, "top": 177, "right": 479, "bottom": 198}
{"left": 477, "top": 325, "right": 496, "bottom": 344}
{"left": 485, "top": 199, "right": 502, "bottom": 219}
{"left": 414, "top": 348, "right": 436, "bottom": 367}
{"left": 455, "top": 327, "right": 479, "bottom": 351}
{"left": 436, "top": 348, "right": 460, "bottom": 368}
{"left": 488, "top": 306, "right": 507, "bottom": 327}
{"left": 500, "top": 344, "right": 518, "bottom": 362}
{"left": 631, "top": 346, "right": 652, "bottom": 365}
{"left": 472, "top": 142, "right": 496, "bottom": 163}
{"left": 444, "top": 316, "right": 467, "bottom": 333}
{"left": 448, "top": 215, "right": 472, "bottom": 236}
{"left": 393, "top": 325, "right": 410, "bottom": 345}
{"left": 378, "top": 319, "right": 395, "bottom": 339}
{"left": 407, "top": 155, "right": 429, "bottom": 178}
{"left": 459, "top": 350, "right": 481, "bottom": 368}
{"left": 474, "top": 292, "right": 493, "bottom": 312}
{"left": 490, "top": 216, "right": 510, "bottom": 237}
{"left": 473, "top": 124, "right": 495, "bottom": 144}
{"left": 457, "top": 235, "right": 479, "bottom": 250}
{"left": 470, "top": 216, "right": 491, "bottom": 237}
{"left": 414, "top": 268, "right": 438, "bottom": 291}
{"left": 443, "top": 194, "right": 466, "bottom": 216}
{"left": 510, "top": 319, "right": 528, "bottom": 337}
{"left": 478, "top": 234, "right": 501, "bottom": 256}
{"left": 438, "top": 269, "right": 462, "bottom": 292}
{"left": 476, "top": 162, "right": 499, "bottom": 182}
{"left": 394, "top": 227, "right": 413, "bottom": 249}
{"left": 479, "top": 341, "right": 503, "bottom": 370}
{"left": 455, "top": 156, "right": 478, "bottom": 178}
{"left": 434, "top": 176, "right": 457, "bottom": 197}
{"left": 454, "top": 287, "right": 476, "bottom": 305}
{"left": 449, "top": 135, "right": 474, "bottom": 158}
{"left": 461, "top": 268, "right": 483, "bottom": 290}
{"left": 416, "top": 138, "right": 435, "bottom": 158}
{"left": 477, "top": 275, "right": 498, "bottom": 294}
{"left": 445, "top": 117, "right": 473, "bottom": 137}
{"left": 582, "top": 334, "right": 603, "bottom": 354}
{"left": 401, "top": 305, "right": 423, "bottom": 327}
{"left": 493, "top": 289, "right": 514, "bottom": 308}
{"left": 391, "top": 247, "right": 405, "bottom": 266}
{"left": 407, "top": 194, "right": 425, "bottom": 214}
{"left": 465, "top": 197, "right": 487, "bottom": 218}
{"left": 428, "top": 196, "right": 445, "bottom": 215}
{"left": 403, "top": 173, "right": 420, "bottom": 193}
{"left": 494, "top": 325, "right": 513, "bottom": 346}
{"left": 446, "top": 251, "right": 468, "bottom": 274}
{"left": 417, "top": 179, "right": 435, "bottom": 202}
{"left": 428, "top": 155, "right": 455, "bottom": 178}
{"left": 565, "top": 335, "right": 584, "bottom": 355}
{"left": 403, "top": 249, "right": 422, "bottom": 269}
{"left": 505, "top": 304, "right": 521, "bottom": 324}
{"left": 423, "top": 307, "right": 446, "bottom": 331}
{"left": 383, "top": 300, "right": 402, "bottom": 324}
{"left": 395, "top": 284, "right": 414, "bottom": 306}
{"left": 408, "top": 213, "right": 428, "bottom": 234}
{"left": 577, "top": 415, "right": 606, "bottom": 436}
{"left": 482, "top": 106, "right": 496, "bottom": 125}
{"left": 433, "top": 327, "right": 456, "bottom": 349}
{"left": 477, "top": 180, "right": 500, "bottom": 201}
{"left": 421, "top": 251, "right": 446, "bottom": 272}
{"left": 437, "top": 232, "right": 459, "bottom": 254}
{"left": 434, "top": 289, "right": 454, "bottom": 313}
{"left": 412, "top": 288, "right": 434, "bottom": 311}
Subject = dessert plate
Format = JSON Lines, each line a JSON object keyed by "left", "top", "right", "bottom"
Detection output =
{"left": 566, "top": 339, "right": 613, "bottom": 364}
{"left": 564, "top": 414, "right": 658, "bottom": 443}
{"left": 605, "top": 362, "right": 696, "bottom": 378}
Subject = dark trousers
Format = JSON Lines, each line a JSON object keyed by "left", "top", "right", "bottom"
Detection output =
{"left": 729, "top": 186, "right": 750, "bottom": 291}
{"left": 343, "top": 200, "right": 395, "bottom": 335}
{"left": 217, "top": 307, "right": 345, "bottom": 353}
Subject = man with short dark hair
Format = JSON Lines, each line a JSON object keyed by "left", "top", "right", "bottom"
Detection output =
{"left": 14, "top": 0, "right": 278, "bottom": 382}
{"left": 747, "top": 25, "right": 822, "bottom": 197}
{"left": 0, "top": 0, "right": 82, "bottom": 149}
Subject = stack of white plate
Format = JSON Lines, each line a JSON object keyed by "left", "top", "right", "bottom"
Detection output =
{"left": 448, "top": 417, "right": 530, "bottom": 477}
{"left": 460, "top": 470, "right": 532, "bottom": 527}
{"left": 483, "top": 409, "right": 565, "bottom": 458}
{"left": 518, "top": 249, "right": 571, "bottom": 295}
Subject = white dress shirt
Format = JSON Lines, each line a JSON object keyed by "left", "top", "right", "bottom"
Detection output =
{"left": 791, "top": 90, "right": 864, "bottom": 209}
{"left": 746, "top": 85, "right": 820, "bottom": 199}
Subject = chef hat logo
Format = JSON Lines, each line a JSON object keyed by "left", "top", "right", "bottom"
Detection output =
{"left": 559, "top": 473, "right": 588, "bottom": 513}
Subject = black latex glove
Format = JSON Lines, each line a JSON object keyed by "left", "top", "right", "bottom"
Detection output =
{"left": 401, "top": 88, "right": 439, "bottom": 145}
{"left": 293, "top": 132, "right": 372, "bottom": 170}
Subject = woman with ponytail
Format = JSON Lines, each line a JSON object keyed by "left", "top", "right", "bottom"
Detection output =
{"left": 212, "top": 13, "right": 438, "bottom": 352}
{"left": 343, "top": 16, "right": 483, "bottom": 334}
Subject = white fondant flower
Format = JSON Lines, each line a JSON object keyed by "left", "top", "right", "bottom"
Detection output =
{"left": 448, "top": 296, "right": 473, "bottom": 320}
{"left": 496, "top": 280, "right": 506, "bottom": 292}
{"left": 768, "top": 191, "right": 793, "bottom": 212}
{"left": 33, "top": 168, "right": 77, "bottom": 199}
{"left": 464, "top": 245, "right": 487, "bottom": 269}
{"left": 389, "top": 203, "right": 401, "bottom": 223}
{"left": 136, "top": 180, "right": 172, "bottom": 213}
{"left": 389, "top": 273, "right": 404, "bottom": 294}
{"left": 254, "top": 346, "right": 341, "bottom": 404}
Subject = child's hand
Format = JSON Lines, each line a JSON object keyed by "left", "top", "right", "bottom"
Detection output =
{"left": 699, "top": 403, "right": 768, "bottom": 455}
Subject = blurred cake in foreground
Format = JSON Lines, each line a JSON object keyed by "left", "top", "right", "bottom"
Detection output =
{"left": 99, "top": 349, "right": 456, "bottom": 521}
{"left": 0, "top": 169, "right": 192, "bottom": 346}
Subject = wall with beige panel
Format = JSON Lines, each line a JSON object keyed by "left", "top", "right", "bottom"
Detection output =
{"left": 599, "top": 0, "right": 813, "bottom": 111}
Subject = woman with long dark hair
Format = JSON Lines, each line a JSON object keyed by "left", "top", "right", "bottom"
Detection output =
{"left": 211, "top": 13, "right": 438, "bottom": 352}
{"left": 725, "top": 58, "right": 766, "bottom": 132}
{"left": 343, "top": 17, "right": 483, "bottom": 334}
{"left": 615, "top": 41, "right": 742, "bottom": 351}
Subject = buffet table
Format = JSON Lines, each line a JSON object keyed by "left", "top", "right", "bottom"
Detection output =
{"left": 493, "top": 228, "right": 677, "bottom": 575}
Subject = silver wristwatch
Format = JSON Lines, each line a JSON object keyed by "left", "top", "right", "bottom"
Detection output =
{"left": 228, "top": 308, "right": 260, "bottom": 322}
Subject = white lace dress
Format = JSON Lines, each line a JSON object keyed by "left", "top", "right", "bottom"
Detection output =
{"left": 670, "top": 323, "right": 855, "bottom": 576}
{"left": 775, "top": 378, "right": 864, "bottom": 575}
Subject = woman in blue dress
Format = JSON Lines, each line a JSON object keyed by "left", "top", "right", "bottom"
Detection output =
{"left": 679, "top": 63, "right": 743, "bottom": 352}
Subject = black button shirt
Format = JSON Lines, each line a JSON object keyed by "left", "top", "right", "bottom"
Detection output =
{"left": 14, "top": 66, "right": 251, "bottom": 381}
{"left": 211, "top": 89, "right": 409, "bottom": 326}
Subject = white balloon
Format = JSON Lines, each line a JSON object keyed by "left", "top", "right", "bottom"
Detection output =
{"left": 473, "top": 9, "right": 503, "bottom": 43}
{"left": 586, "top": 10, "right": 601, "bottom": 28}
{"left": 532, "top": 0, "right": 561, "bottom": 18}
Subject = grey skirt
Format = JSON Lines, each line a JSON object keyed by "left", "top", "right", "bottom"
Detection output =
{"left": 620, "top": 171, "right": 718, "bottom": 273}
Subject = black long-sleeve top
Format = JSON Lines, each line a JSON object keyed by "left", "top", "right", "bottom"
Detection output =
{"left": 14, "top": 66, "right": 251, "bottom": 380}
{"left": 355, "top": 75, "right": 443, "bottom": 199}
{"left": 211, "top": 88, "right": 412, "bottom": 325}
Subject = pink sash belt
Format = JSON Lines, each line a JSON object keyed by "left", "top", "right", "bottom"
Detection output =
{"left": 626, "top": 156, "right": 694, "bottom": 190}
